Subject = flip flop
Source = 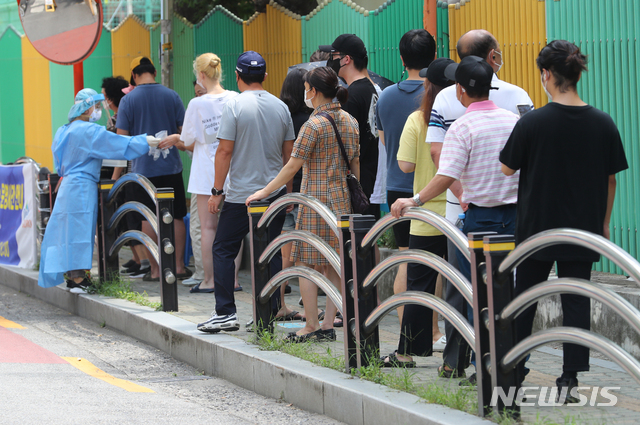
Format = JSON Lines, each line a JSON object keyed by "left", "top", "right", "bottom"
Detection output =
{"left": 275, "top": 310, "right": 303, "bottom": 321}
{"left": 380, "top": 352, "right": 416, "bottom": 368}
{"left": 302, "top": 309, "right": 325, "bottom": 322}
{"left": 189, "top": 283, "right": 214, "bottom": 293}
{"left": 234, "top": 286, "right": 243, "bottom": 292}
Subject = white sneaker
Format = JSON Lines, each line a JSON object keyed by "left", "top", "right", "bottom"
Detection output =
{"left": 181, "top": 277, "right": 202, "bottom": 287}
{"left": 197, "top": 312, "right": 240, "bottom": 333}
{"left": 433, "top": 335, "right": 447, "bottom": 351}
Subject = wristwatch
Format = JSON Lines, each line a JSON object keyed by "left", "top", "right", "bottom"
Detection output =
{"left": 211, "top": 187, "right": 224, "bottom": 196}
{"left": 412, "top": 193, "right": 424, "bottom": 207}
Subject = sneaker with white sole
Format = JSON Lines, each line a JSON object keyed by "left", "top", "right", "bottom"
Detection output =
{"left": 197, "top": 312, "right": 240, "bottom": 333}
{"left": 433, "top": 335, "right": 447, "bottom": 351}
{"left": 181, "top": 277, "right": 202, "bottom": 287}
{"left": 129, "top": 266, "right": 150, "bottom": 279}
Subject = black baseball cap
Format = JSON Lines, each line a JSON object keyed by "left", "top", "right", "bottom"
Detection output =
{"left": 236, "top": 51, "right": 266, "bottom": 75}
{"left": 319, "top": 34, "right": 367, "bottom": 59}
{"left": 419, "top": 57, "right": 455, "bottom": 86}
{"left": 443, "top": 55, "right": 497, "bottom": 90}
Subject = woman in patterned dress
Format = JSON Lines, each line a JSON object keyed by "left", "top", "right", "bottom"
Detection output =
{"left": 246, "top": 66, "right": 360, "bottom": 342}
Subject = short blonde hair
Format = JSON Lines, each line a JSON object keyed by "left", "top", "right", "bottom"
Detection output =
{"left": 194, "top": 53, "right": 222, "bottom": 82}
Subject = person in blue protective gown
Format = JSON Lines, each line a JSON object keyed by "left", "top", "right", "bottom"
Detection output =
{"left": 38, "top": 88, "right": 160, "bottom": 291}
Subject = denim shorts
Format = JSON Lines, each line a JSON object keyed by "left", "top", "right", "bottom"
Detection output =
{"left": 282, "top": 205, "right": 299, "bottom": 232}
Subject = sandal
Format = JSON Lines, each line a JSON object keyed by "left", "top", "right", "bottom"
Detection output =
{"left": 380, "top": 352, "right": 416, "bottom": 368}
{"left": 275, "top": 310, "right": 303, "bottom": 321}
{"left": 438, "top": 364, "right": 465, "bottom": 379}
{"left": 285, "top": 328, "right": 336, "bottom": 343}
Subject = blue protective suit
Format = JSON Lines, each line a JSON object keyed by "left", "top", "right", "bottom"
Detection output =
{"left": 38, "top": 120, "right": 149, "bottom": 288}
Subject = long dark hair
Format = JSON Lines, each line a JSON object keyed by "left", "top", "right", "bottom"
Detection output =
{"left": 280, "top": 68, "right": 312, "bottom": 115}
{"left": 421, "top": 79, "right": 454, "bottom": 126}
{"left": 536, "top": 40, "right": 587, "bottom": 93}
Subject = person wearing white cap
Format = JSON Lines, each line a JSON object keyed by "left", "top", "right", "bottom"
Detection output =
{"left": 38, "top": 88, "right": 159, "bottom": 291}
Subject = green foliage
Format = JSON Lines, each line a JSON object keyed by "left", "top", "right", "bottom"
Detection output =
{"left": 252, "top": 330, "right": 344, "bottom": 371}
{"left": 376, "top": 227, "right": 398, "bottom": 249}
{"left": 174, "top": 0, "right": 318, "bottom": 26}
{"left": 88, "top": 275, "right": 162, "bottom": 311}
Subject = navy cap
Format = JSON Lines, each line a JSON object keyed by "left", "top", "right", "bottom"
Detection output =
{"left": 419, "top": 57, "right": 455, "bottom": 87}
{"left": 319, "top": 34, "right": 367, "bottom": 59}
{"left": 444, "top": 55, "right": 497, "bottom": 90}
{"left": 236, "top": 51, "right": 266, "bottom": 75}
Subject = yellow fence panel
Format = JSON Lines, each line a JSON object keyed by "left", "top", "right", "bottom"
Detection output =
{"left": 448, "top": 0, "right": 546, "bottom": 109}
{"left": 243, "top": 1, "right": 302, "bottom": 96}
{"left": 111, "top": 15, "right": 151, "bottom": 80}
{"left": 22, "top": 36, "right": 53, "bottom": 168}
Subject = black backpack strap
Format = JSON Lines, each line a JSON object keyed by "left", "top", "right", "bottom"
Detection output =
{"left": 317, "top": 111, "right": 352, "bottom": 174}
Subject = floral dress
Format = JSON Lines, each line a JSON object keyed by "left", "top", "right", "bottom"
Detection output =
{"left": 290, "top": 102, "right": 359, "bottom": 265}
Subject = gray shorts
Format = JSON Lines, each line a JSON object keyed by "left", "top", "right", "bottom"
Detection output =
{"left": 282, "top": 205, "right": 299, "bottom": 232}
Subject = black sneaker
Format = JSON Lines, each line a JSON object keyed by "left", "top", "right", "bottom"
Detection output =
{"left": 66, "top": 277, "right": 91, "bottom": 294}
{"left": 129, "top": 266, "right": 151, "bottom": 279}
{"left": 197, "top": 312, "right": 240, "bottom": 333}
{"left": 459, "top": 372, "right": 477, "bottom": 386}
{"left": 121, "top": 259, "right": 137, "bottom": 270}
{"left": 121, "top": 263, "right": 140, "bottom": 275}
{"left": 556, "top": 376, "right": 580, "bottom": 404}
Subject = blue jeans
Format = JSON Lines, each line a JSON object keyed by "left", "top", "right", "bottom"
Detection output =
{"left": 455, "top": 203, "right": 517, "bottom": 367}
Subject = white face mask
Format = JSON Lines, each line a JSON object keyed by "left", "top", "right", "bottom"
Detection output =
{"left": 494, "top": 50, "right": 503, "bottom": 74}
{"left": 89, "top": 107, "right": 102, "bottom": 122}
{"left": 304, "top": 88, "right": 315, "bottom": 109}
{"left": 541, "top": 71, "right": 552, "bottom": 101}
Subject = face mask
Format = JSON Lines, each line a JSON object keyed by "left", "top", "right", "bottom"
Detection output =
{"left": 196, "top": 80, "right": 206, "bottom": 90}
{"left": 304, "top": 88, "right": 315, "bottom": 109}
{"left": 326, "top": 56, "right": 344, "bottom": 76}
{"left": 541, "top": 72, "right": 552, "bottom": 101}
{"left": 493, "top": 50, "right": 503, "bottom": 74}
{"left": 456, "top": 85, "right": 465, "bottom": 104}
{"left": 89, "top": 108, "right": 102, "bottom": 122}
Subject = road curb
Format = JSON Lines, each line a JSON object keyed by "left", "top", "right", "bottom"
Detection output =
{"left": 0, "top": 264, "right": 490, "bottom": 425}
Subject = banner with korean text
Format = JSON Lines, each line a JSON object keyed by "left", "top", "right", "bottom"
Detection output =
{"left": 0, "top": 163, "right": 38, "bottom": 268}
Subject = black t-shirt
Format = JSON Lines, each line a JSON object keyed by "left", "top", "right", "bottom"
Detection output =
{"left": 342, "top": 77, "right": 379, "bottom": 197}
{"left": 500, "top": 102, "right": 628, "bottom": 262}
{"left": 291, "top": 110, "right": 311, "bottom": 193}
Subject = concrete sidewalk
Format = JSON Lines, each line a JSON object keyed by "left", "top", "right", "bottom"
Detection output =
{"left": 1, "top": 254, "right": 639, "bottom": 424}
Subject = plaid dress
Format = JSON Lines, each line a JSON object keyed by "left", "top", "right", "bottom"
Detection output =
{"left": 290, "top": 102, "right": 360, "bottom": 265}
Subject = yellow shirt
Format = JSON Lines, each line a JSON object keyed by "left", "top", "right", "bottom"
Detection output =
{"left": 396, "top": 111, "right": 446, "bottom": 236}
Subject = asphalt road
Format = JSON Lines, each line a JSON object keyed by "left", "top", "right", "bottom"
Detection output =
{"left": 0, "top": 284, "right": 344, "bottom": 425}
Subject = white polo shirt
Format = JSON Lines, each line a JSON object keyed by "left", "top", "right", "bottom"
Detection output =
{"left": 427, "top": 74, "right": 533, "bottom": 221}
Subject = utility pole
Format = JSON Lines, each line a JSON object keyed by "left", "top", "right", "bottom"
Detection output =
{"left": 160, "top": 0, "right": 173, "bottom": 88}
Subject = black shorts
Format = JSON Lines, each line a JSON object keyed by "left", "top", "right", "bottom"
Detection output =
{"left": 365, "top": 203, "right": 381, "bottom": 221}
{"left": 125, "top": 171, "right": 188, "bottom": 229}
{"left": 387, "top": 190, "right": 412, "bottom": 248}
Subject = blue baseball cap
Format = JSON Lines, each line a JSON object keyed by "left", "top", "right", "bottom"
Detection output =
{"left": 236, "top": 51, "right": 266, "bottom": 75}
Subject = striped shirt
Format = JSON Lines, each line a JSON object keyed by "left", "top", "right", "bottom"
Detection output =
{"left": 438, "top": 100, "right": 519, "bottom": 207}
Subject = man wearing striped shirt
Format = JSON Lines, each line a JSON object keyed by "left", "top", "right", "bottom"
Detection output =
{"left": 390, "top": 55, "right": 519, "bottom": 379}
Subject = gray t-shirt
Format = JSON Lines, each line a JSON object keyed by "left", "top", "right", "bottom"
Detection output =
{"left": 217, "top": 90, "right": 295, "bottom": 204}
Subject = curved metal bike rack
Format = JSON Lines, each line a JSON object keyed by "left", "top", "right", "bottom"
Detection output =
{"left": 256, "top": 193, "right": 339, "bottom": 238}
{"left": 498, "top": 228, "right": 640, "bottom": 285}
{"left": 258, "top": 230, "right": 341, "bottom": 275}
{"left": 107, "top": 201, "right": 158, "bottom": 235}
{"left": 362, "top": 249, "right": 473, "bottom": 304}
{"left": 362, "top": 291, "right": 475, "bottom": 348}
{"left": 500, "top": 278, "right": 640, "bottom": 336}
{"left": 108, "top": 230, "right": 159, "bottom": 263}
{"left": 360, "top": 207, "right": 470, "bottom": 261}
{"left": 106, "top": 173, "right": 156, "bottom": 204}
{"left": 501, "top": 327, "right": 640, "bottom": 386}
{"left": 259, "top": 266, "right": 343, "bottom": 317}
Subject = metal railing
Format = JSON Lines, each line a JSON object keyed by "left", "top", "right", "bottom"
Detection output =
{"left": 96, "top": 173, "right": 177, "bottom": 311}
{"left": 477, "top": 229, "right": 640, "bottom": 417}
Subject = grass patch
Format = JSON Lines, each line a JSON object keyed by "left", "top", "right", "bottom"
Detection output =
{"left": 88, "top": 275, "right": 162, "bottom": 311}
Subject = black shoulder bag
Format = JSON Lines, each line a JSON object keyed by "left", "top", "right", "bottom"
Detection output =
{"left": 317, "top": 112, "right": 370, "bottom": 214}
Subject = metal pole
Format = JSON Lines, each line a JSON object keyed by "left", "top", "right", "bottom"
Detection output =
{"left": 484, "top": 234, "right": 518, "bottom": 417}
{"left": 468, "top": 231, "right": 496, "bottom": 417}
{"left": 97, "top": 180, "right": 118, "bottom": 283}
{"left": 350, "top": 215, "right": 378, "bottom": 368}
{"left": 338, "top": 214, "right": 357, "bottom": 371}
{"left": 160, "top": 0, "right": 172, "bottom": 88}
{"left": 156, "top": 188, "right": 177, "bottom": 311}
{"left": 249, "top": 201, "right": 276, "bottom": 334}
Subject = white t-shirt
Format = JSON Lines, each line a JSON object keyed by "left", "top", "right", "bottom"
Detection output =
{"left": 427, "top": 74, "right": 533, "bottom": 222}
{"left": 370, "top": 83, "right": 387, "bottom": 204}
{"left": 181, "top": 91, "right": 238, "bottom": 195}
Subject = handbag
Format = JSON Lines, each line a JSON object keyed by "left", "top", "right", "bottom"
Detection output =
{"left": 317, "top": 112, "right": 370, "bottom": 214}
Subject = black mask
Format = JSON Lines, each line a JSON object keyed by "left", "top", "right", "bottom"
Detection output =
{"left": 326, "top": 56, "right": 344, "bottom": 76}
